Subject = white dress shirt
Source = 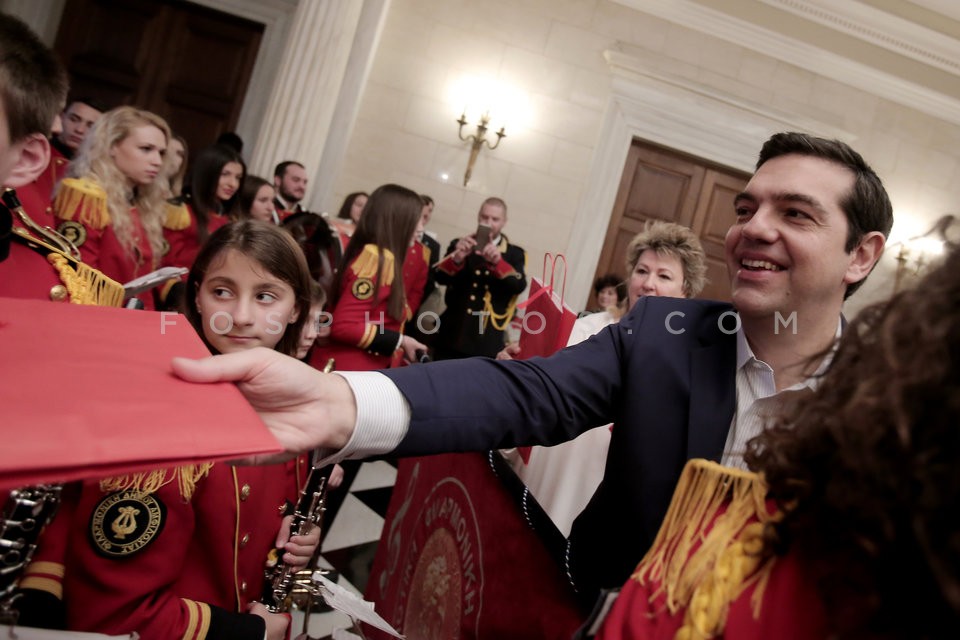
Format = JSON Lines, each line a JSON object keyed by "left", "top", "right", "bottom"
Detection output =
{"left": 721, "top": 321, "right": 840, "bottom": 469}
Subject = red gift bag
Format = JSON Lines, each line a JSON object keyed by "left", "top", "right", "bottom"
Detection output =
{"left": 515, "top": 253, "right": 577, "bottom": 360}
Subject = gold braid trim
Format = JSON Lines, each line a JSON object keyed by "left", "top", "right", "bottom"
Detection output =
{"left": 163, "top": 200, "right": 191, "bottom": 230}
{"left": 53, "top": 177, "right": 109, "bottom": 229}
{"left": 350, "top": 244, "right": 395, "bottom": 286}
{"left": 99, "top": 463, "right": 215, "bottom": 501}
{"left": 47, "top": 253, "right": 124, "bottom": 306}
{"left": 632, "top": 459, "right": 779, "bottom": 639}
{"left": 482, "top": 290, "right": 518, "bottom": 331}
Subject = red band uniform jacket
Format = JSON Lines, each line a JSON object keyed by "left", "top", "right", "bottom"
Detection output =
{"left": 596, "top": 460, "right": 828, "bottom": 640}
{"left": 52, "top": 178, "right": 156, "bottom": 309}
{"left": 161, "top": 201, "right": 231, "bottom": 272}
{"left": 21, "top": 459, "right": 307, "bottom": 640}
{"left": 316, "top": 244, "right": 414, "bottom": 372}
{"left": 16, "top": 143, "right": 69, "bottom": 229}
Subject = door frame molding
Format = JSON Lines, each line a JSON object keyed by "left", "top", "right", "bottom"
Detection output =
{"left": 565, "top": 48, "right": 850, "bottom": 306}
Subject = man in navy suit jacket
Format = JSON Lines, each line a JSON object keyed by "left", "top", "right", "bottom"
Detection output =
{"left": 174, "top": 131, "right": 894, "bottom": 607}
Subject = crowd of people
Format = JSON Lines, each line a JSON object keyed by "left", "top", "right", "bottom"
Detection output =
{"left": 2, "top": 9, "right": 959, "bottom": 640}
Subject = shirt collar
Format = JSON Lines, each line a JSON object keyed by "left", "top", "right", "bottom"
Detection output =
{"left": 275, "top": 195, "right": 300, "bottom": 211}
{"left": 735, "top": 318, "right": 842, "bottom": 391}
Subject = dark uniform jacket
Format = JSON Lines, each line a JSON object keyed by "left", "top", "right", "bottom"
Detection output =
{"left": 432, "top": 234, "right": 526, "bottom": 358}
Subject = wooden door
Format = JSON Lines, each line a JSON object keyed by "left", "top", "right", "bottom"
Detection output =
{"left": 593, "top": 140, "right": 749, "bottom": 302}
{"left": 54, "top": 0, "right": 263, "bottom": 159}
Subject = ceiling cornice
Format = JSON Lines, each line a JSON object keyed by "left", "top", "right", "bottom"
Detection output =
{"left": 613, "top": 0, "right": 960, "bottom": 127}
{"left": 760, "top": 0, "right": 960, "bottom": 75}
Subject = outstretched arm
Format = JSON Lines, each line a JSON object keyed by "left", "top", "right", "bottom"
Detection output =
{"left": 171, "top": 348, "right": 357, "bottom": 462}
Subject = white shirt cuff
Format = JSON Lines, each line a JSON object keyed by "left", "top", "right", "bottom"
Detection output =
{"left": 316, "top": 371, "right": 410, "bottom": 466}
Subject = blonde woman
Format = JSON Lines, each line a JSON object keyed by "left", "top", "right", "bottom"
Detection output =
{"left": 53, "top": 106, "right": 170, "bottom": 308}
{"left": 499, "top": 221, "right": 707, "bottom": 537}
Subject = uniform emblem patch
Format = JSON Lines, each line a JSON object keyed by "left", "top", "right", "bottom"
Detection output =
{"left": 89, "top": 491, "right": 165, "bottom": 558}
{"left": 352, "top": 277, "right": 374, "bottom": 300}
{"left": 159, "top": 237, "right": 170, "bottom": 257}
{"left": 57, "top": 221, "right": 87, "bottom": 248}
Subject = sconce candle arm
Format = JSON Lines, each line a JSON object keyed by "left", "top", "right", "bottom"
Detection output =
{"left": 456, "top": 112, "right": 506, "bottom": 186}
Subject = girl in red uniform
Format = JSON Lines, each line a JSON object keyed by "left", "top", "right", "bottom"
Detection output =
{"left": 52, "top": 106, "right": 170, "bottom": 308}
{"left": 56, "top": 221, "right": 320, "bottom": 640}
{"left": 328, "top": 190, "right": 368, "bottom": 252}
{"left": 162, "top": 144, "right": 245, "bottom": 272}
{"left": 312, "top": 183, "right": 427, "bottom": 372}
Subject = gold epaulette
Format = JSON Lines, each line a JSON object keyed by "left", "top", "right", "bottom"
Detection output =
{"left": 632, "top": 459, "right": 778, "bottom": 639}
{"left": 351, "top": 244, "right": 395, "bottom": 286}
{"left": 163, "top": 200, "right": 191, "bottom": 231}
{"left": 53, "top": 178, "right": 109, "bottom": 229}
{"left": 99, "top": 463, "right": 215, "bottom": 500}
{"left": 12, "top": 227, "right": 124, "bottom": 306}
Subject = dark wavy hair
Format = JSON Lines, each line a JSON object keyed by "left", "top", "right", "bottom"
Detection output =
{"left": 185, "top": 144, "right": 246, "bottom": 242}
{"left": 337, "top": 191, "right": 368, "bottom": 220}
{"left": 184, "top": 220, "right": 311, "bottom": 357}
{"left": 745, "top": 244, "right": 960, "bottom": 637}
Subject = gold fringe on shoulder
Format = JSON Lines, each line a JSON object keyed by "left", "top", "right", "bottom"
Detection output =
{"left": 47, "top": 253, "right": 124, "bottom": 306}
{"left": 351, "top": 244, "right": 395, "bottom": 286}
{"left": 163, "top": 200, "right": 191, "bottom": 231}
{"left": 53, "top": 178, "right": 109, "bottom": 229}
{"left": 633, "top": 459, "right": 779, "bottom": 640}
{"left": 99, "top": 463, "right": 215, "bottom": 501}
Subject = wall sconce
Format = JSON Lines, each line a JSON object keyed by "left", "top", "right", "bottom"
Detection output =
{"left": 457, "top": 111, "right": 505, "bottom": 186}
{"left": 890, "top": 214, "right": 956, "bottom": 292}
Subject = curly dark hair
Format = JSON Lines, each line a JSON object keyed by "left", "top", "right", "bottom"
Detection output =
{"left": 745, "top": 244, "right": 960, "bottom": 638}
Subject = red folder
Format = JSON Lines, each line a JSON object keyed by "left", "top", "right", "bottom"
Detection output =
{"left": 0, "top": 297, "right": 282, "bottom": 489}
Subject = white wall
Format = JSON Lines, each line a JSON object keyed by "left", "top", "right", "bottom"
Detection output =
{"left": 331, "top": 0, "right": 960, "bottom": 313}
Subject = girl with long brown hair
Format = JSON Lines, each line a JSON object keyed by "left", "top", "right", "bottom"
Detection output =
{"left": 313, "top": 183, "right": 427, "bottom": 371}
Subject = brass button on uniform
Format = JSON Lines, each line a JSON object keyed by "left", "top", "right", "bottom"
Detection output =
{"left": 239, "top": 484, "right": 251, "bottom": 501}
{"left": 472, "top": 282, "right": 478, "bottom": 288}
{"left": 49, "top": 285, "right": 68, "bottom": 302}
{"left": 469, "top": 295, "right": 476, "bottom": 301}
{"left": 474, "top": 269, "right": 481, "bottom": 276}
{"left": 240, "top": 580, "right": 248, "bottom": 593}
{"left": 240, "top": 533, "right": 250, "bottom": 547}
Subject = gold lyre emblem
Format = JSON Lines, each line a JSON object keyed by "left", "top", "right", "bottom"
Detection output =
{"left": 91, "top": 491, "right": 166, "bottom": 558}
{"left": 111, "top": 505, "right": 140, "bottom": 539}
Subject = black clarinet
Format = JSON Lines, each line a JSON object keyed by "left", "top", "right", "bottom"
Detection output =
{"left": 261, "top": 358, "right": 335, "bottom": 613}
{"left": 261, "top": 463, "right": 334, "bottom": 613}
{"left": 0, "top": 485, "right": 63, "bottom": 624}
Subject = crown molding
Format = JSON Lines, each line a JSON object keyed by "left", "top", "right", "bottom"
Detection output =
{"left": 908, "top": 0, "right": 960, "bottom": 23}
{"left": 761, "top": 0, "right": 960, "bottom": 75}
{"left": 603, "top": 49, "right": 852, "bottom": 145}
{"left": 613, "top": 0, "right": 960, "bottom": 127}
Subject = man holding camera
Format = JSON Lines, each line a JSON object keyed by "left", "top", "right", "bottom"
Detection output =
{"left": 431, "top": 197, "right": 526, "bottom": 360}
